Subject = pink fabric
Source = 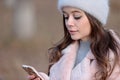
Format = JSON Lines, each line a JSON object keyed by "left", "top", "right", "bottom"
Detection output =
{"left": 39, "top": 30, "right": 120, "bottom": 80}
{"left": 49, "top": 42, "right": 98, "bottom": 80}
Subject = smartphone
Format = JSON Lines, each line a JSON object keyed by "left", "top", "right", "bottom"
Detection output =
{"left": 22, "top": 65, "right": 44, "bottom": 80}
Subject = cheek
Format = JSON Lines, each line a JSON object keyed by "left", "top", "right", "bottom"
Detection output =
{"left": 84, "top": 22, "right": 91, "bottom": 34}
{"left": 65, "top": 21, "right": 68, "bottom": 28}
{"left": 86, "top": 20, "right": 91, "bottom": 34}
{"left": 78, "top": 18, "right": 91, "bottom": 36}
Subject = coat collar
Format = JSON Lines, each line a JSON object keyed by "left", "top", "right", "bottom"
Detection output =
{"left": 50, "top": 41, "right": 95, "bottom": 80}
{"left": 62, "top": 41, "right": 95, "bottom": 60}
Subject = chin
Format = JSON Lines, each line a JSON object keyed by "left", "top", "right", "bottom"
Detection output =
{"left": 71, "top": 37, "right": 80, "bottom": 40}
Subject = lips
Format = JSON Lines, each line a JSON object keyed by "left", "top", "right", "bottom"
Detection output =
{"left": 69, "top": 30, "right": 78, "bottom": 35}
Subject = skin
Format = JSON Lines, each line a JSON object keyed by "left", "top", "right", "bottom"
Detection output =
{"left": 63, "top": 6, "right": 91, "bottom": 41}
{"left": 28, "top": 74, "right": 41, "bottom": 80}
{"left": 27, "top": 6, "right": 92, "bottom": 80}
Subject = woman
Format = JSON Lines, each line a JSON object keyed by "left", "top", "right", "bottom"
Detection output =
{"left": 28, "top": 0, "right": 120, "bottom": 80}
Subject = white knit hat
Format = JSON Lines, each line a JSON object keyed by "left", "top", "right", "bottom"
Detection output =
{"left": 58, "top": 0, "right": 109, "bottom": 25}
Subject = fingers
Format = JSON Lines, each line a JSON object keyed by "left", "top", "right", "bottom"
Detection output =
{"left": 27, "top": 75, "right": 35, "bottom": 80}
{"left": 33, "top": 77, "right": 41, "bottom": 80}
{"left": 27, "top": 75, "right": 41, "bottom": 80}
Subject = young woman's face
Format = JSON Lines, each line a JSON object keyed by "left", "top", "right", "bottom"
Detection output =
{"left": 62, "top": 6, "right": 91, "bottom": 41}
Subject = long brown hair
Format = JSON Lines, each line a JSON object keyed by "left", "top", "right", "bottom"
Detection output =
{"left": 86, "top": 13, "right": 120, "bottom": 80}
{"left": 48, "top": 12, "right": 120, "bottom": 80}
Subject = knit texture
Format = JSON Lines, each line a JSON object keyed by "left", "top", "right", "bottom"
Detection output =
{"left": 58, "top": 0, "right": 109, "bottom": 25}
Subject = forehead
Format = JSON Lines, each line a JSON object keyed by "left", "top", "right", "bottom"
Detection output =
{"left": 62, "top": 6, "right": 83, "bottom": 13}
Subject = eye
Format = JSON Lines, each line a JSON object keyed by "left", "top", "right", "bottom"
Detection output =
{"left": 63, "top": 13, "right": 69, "bottom": 20}
{"left": 74, "top": 16, "right": 81, "bottom": 20}
{"left": 64, "top": 16, "right": 69, "bottom": 20}
{"left": 73, "top": 12, "right": 82, "bottom": 20}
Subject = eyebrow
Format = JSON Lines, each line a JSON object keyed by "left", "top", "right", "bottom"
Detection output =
{"left": 72, "top": 10, "right": 81, "bottom": 13}
{"left": 62, "top": 10, "right": 81, "bottom": 14}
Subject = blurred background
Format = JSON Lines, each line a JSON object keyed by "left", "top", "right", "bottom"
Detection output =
{"left": 0, "top": 0, "right": 119, "bottom": 80}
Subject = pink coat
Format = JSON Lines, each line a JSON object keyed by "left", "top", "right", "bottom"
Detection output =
{"left": 39, "top": 30, "right": 120, "bottom": 80}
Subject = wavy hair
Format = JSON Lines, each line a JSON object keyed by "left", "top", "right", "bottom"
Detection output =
{"left": 48, "top": 12, "right": 120, "bottom": 80}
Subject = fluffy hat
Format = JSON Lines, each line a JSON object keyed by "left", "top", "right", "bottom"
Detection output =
{"left": 58, "top": 0, "right": 109, "bottom": 25}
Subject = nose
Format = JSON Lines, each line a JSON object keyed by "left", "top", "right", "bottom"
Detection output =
{"left": 66, "top": 16, "right": 74, "bottom": 27}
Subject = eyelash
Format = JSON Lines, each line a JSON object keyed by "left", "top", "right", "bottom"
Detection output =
{"left": 74, "top": 16, "right": 81, "bottom": 20}
{"left": 64, "top": 16, "right": 68, "bottom": 19}
{"left": 64, "top": 16, "right": 81, "bottom": 20}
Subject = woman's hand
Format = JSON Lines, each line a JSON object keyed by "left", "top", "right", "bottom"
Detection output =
{"left": 27, "top": 75, "right": 41, "bottom": 80}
